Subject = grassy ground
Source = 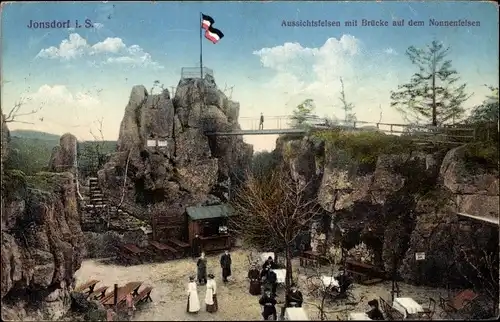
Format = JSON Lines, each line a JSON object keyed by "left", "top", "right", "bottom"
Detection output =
{"left": 75, "top": 249, "right": 451, "bottom": 321}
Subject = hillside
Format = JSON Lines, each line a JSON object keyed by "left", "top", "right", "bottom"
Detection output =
{"left": 10, "top": 129, "right": 60, "bottom": 141}
{"left": 5, "top": 130, "right": 117, "bottom": 175}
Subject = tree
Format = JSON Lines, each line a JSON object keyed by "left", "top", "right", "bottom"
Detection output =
{"left": 3, "top": 98, "right": 44, "bottom": 124}
{"left": 339, "top": 77, "right": 356, "bottom": 124}
{"left": 300, "top": 255, "right": 358, "bottom": 320}
{"left": 467, "top": 85, "right": 499, "bottom": 124}
{"left": 229, "top": 167, "right": 321, "bottom": 292}
{"left": 390, "top": 40, "right": 471, "bottom": 126}
{"left": 290, "top": 99, "right": 316, "bottom": 129}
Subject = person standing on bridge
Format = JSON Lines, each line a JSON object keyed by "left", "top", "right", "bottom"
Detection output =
{"left": 259, "top": 113, "right": 264, "bottom": 130}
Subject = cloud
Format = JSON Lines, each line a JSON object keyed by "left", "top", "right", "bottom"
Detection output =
{"left": 253, "top": 35, "right": 402, "bottom": 122}
{"left": 9, "top": 84, "right": 107, "bottom": 138}
{"left": 28, "top": 84, "right": 101, "bottom": 109}
{"left": 36, "top": 33, "right": 163, "bottom": 69}
{"left": 383, "top": 47, "right": 398, "bottom": 55}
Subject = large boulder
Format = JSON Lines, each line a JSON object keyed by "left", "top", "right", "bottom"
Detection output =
{"left": 48, "top": 133, "right": 78, "bottom": 173}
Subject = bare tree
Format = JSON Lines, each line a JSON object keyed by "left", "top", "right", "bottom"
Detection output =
{"left": 230, "top": 167, "right": 322, "bottom": 292}
{"left": 455, "top": 247, "right": 499, "bottom": 318}
{"left": 3, "top": 98, "right": 44, "bottom": 124}
{"left": 339, "top": 77, "right": 356, "bottom": 124}
{"left": 300, "top": 255, "right": 360, "bottom": 320}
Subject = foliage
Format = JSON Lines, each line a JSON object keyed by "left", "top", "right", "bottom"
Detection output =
{"left": 390, "top": 40, "right": 471, "bottom": 126}
{"left": 462, "top": 142, "right": 499, "bottom": 170}
{"left": 251, "top": 150, "right": 279, "bottom": 179}
{"left": 4, "top": 130, "right": 116, "bottom": 176}
{"left": 78, "top": 141, "right": 116, "bottom": 177}
{"left": 5, "top": 136, "right": 56, "bottom": 174}
{"left": 339, "top": 77, "right": 356, "bottom": 123}
{"left": 25, "top": 172, "right": 67, "bottom": 192}
{"left": 1, "top": 169, "right": 28, "bottom": 199}
{"left": 312, "top": 130, "right": 415, "bottom": 168}
{"left": 467, "top": 86, "right": 499, "bottom": 124}
{"left": 229, "top": 167, "right": 321, "bottom": 291}
{"left": 290, "top": 99, "right": 316, "bottom": 129}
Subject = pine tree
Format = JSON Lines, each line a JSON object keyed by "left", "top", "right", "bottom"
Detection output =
{"left": 290, "top": 99, "right": 315, "bottom": 128}
{"left": 390, "top": 40, "right": 471, "bottom": 126}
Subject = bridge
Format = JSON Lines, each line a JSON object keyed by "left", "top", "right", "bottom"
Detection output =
{"left": 204, "top": 115, "right": 477, "bottom": 143}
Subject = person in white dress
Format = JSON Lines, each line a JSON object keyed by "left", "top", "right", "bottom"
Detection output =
{"left": 205, "top": 274, "right": 218, "bottom": 313}
{"left": 186, "top": 276, "right": 200, "bottom": 314}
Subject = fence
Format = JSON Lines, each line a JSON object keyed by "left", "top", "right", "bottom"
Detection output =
{"left": 181, "top": 67, "right": 214, "bottom": 80}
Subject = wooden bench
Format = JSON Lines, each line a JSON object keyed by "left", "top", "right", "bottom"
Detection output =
{"left": 133, "top": 286, "right": 153, "bottom": 304}
{"left": 118, "top": 243, "right": 146, "bottom": 264}
{"left": 149, "top": 241, "right": 178, "bottom": 260}
{"left": 168, "top": 238, "right": 190, "bottom": 257}
{"left": 88, "top": 286, "right": 108, "bottom": 300}
{"left": 100, "top": 282, "right": 143, "bottom": 306}
{"left": 74, "top": 279, "right": 100, "bottom": 294}
{"left": 299, "top": 256, "right": 319, "bottom": 268}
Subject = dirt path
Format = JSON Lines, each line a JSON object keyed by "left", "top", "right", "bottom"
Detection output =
{"left": 75, "top": 249, "right": 450, "bottom": 320}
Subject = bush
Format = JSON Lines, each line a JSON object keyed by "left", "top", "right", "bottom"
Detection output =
{"left": 463, "top": 142, "right": 499, "bottom": 170}
{"left": 312, "top": 130, "right": 416, "bottom": 168}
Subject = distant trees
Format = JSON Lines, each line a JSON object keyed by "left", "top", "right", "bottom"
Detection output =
{"left": 339, "top": 77, "right": 356, "bottom": 124}
{"left": 290, "top": 99, "right": 316, "bottom": 129}
{"left": 467, "top": 86, "right": 499, "bottom": 124}
{"left": 230, "top": 167, "right": 321, "bottom": 292}
{"left": 391, "top": 40, "right": 471, "bottom": 126}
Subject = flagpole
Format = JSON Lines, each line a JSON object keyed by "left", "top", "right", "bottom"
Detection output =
{"left": 199, "top": 12, "right": 203, "bottom": 79}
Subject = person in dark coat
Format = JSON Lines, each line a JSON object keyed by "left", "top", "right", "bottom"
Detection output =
{"left": 335, "top": 269, "right": 352, "bottom": 294}
{"left": 220, "top": 250, "right": 232, "bottom": 283}
{"left": 259, "top": 289, "right": 277, "bottom": 320}
{"left": 266, "top": 269, "right": 278, "bottom": 296}
{"left": 262, "top": 256, "right": 276, "bottom": 272}
{"left": 366, "top": 299, "right": 385, "bottom": 320}
{"left": 285, "top": 284, "right": 303, "bottom": 308}
{"left": 248, "top": 262, "right": 262, "bottom": 295}
{"left": 197, "top": 252, "right": 207, "bottom": 285}
{"left": 192, "top": 235, "right": 201, "bottom": 258}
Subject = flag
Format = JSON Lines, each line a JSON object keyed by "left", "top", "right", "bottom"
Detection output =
{"left": 205, "top": 26, "right": 224, "bottom": 44}
{"left": 201, "top": 14, "right": 214, "bottom": 30}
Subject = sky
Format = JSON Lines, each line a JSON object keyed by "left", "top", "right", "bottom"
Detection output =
{"left": 1, "top": 1, "right": 498, "bottom": 152}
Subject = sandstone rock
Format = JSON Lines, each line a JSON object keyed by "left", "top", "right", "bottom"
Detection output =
{"left": 49, "top": 133, "right": 78, "bottom": 172}
{"left": 96, "top": 77, "right": 252, "bottom": 244}
{"left": 276, "top": 134, "right": 499, "bottom": 287}
{"left": 176, "top": 159, "right": 219, "bottom": 195}
{"left": 117, "top": 85, "right": 148, "bottom": 152}
{"left": 175, "top": 128, "right": 212, "bottom": 165}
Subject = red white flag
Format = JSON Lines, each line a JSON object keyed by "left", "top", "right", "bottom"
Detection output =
{"left": 205, "top": 26, "right": 224, "bottom": 44}
{"left": 201, "top": 14, "right": 214, "bottom": 30}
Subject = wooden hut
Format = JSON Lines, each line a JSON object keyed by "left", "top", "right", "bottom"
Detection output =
{"left": 186, "top": 204, "right": 236, "bottom": 253}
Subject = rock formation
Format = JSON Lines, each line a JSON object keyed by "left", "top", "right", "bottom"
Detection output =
{"left": 277, "top": 134, "right": 499, "bottom": 288}
{"left": 48, "top": 133, "right": 78, "bottom": 173}
{"left": 96, "top": 77, "right": 252, "bottom": 237}
{"left": 1, "top": 112, "right": 85, "bottom": 320}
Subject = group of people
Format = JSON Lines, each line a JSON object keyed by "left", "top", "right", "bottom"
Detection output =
{"left": 186, "top": 250, "right": 233, "bottom": 314}
{"left": 248, "top": 256, "right": 305, "bottom": 320}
